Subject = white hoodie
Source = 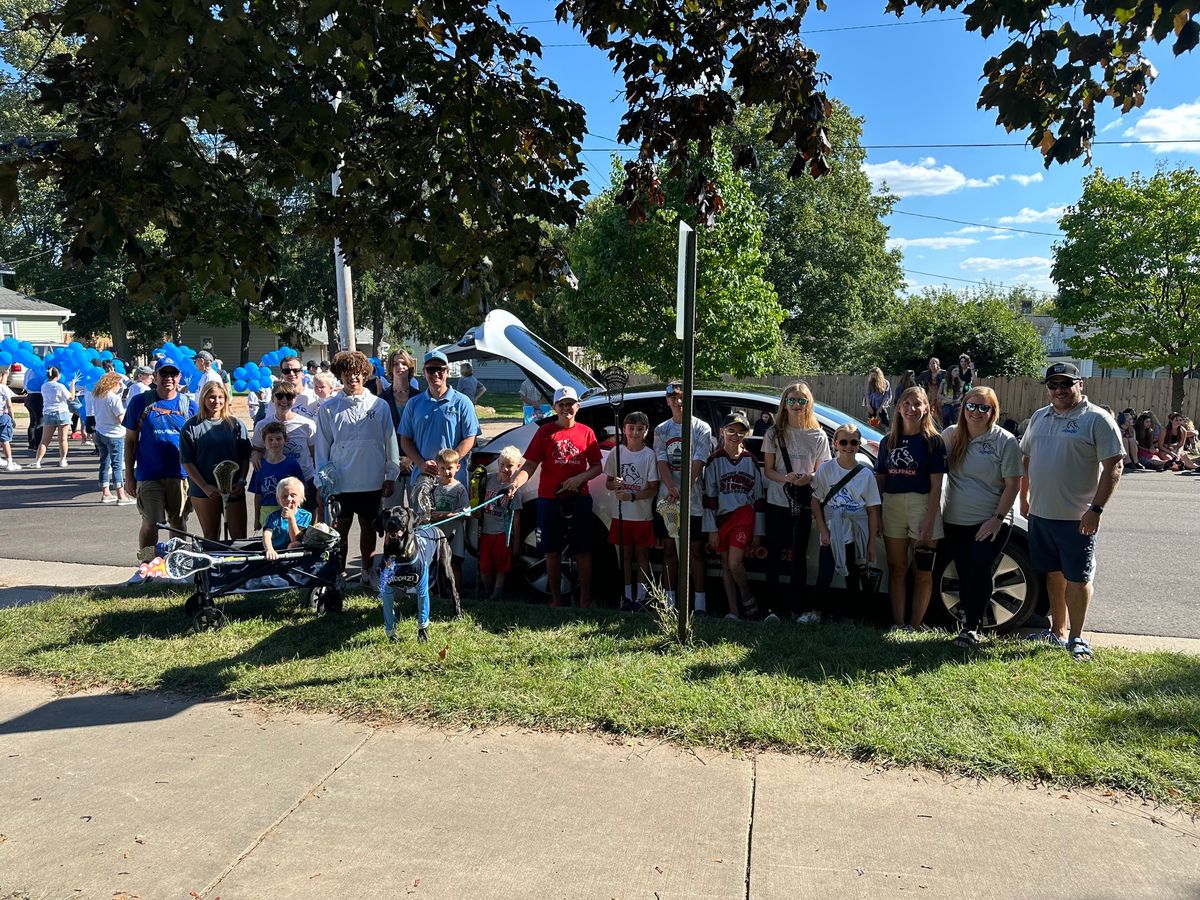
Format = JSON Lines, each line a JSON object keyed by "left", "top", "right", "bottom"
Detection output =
{"left": 315, "top": 391, "right": 400, "bottom": 493}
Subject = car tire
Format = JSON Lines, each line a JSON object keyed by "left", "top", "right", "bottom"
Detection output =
{"left": 933, "top": 536, "right": 1039, "bottom": 633}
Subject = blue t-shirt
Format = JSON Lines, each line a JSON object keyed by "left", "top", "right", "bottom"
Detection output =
{"left": 397, "top": 387, "right": 482, "bottom": 482}
{"left": 121, "top": 391, "right": 198, "bottom": 481}
{"left": 875, "top": 432, "right": 947, "bottom": 495}
{"left": 263, "top": 507, "right": 313, "bottom": 549}
{"left": 249, "top": 456, "right": 305, "bottom": 500}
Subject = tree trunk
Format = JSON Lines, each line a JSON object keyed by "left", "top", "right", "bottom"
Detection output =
{"left": 239, "top": 298, "right": 251, "bottom": 366}
{"left": 1171, "top": 367, "right": 1185, "bottom": 414}
{"left": 371, "top": 292, "right": 384, "bottom": 358}
{"left": 107, "top": 292, "right": 131, "bottom": 361}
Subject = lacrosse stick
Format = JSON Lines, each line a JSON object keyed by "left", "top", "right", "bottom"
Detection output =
{"left": 212, "top": 459, "right": 241, "bottom": 540}
{"left": 315, "top": 461, "right": 339, "bottom": 522}
{"left": 600, "top": 365, "right": 630, "bottom": 603}
{"left": 656, "top": 497, "right": 681, "bottom": 540}
{"left": 164, "top": 548, "right": 307, "bottom": 580}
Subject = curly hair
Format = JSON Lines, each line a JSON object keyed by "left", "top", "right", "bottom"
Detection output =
{"left": 331, "top": 350, "right": 374, "bottom": 381}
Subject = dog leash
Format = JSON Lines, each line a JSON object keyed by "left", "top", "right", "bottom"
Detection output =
{"left": 415, "top": 490, "right": 509, "bottom": 531}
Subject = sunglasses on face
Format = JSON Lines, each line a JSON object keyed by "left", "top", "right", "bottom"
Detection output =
{"left": 273, "top": 394, "right": 294, "bottom": 402}
{"left": 785, "top": 397, "right": 809, "bottom": 406}
{"left": 964, "top": 401, "right": 993, "bottom": 413}
{"left": 425, "top": 367, "right": 447, "bottom": 375}
{"left": 282, "top": 368, "right": 302, "bottom": 375}
{"left": 1046, "top": 380, "right": 1076, "bottom": 390}
{"left": 837, "top": 438, "right": 861, "bottom": 447}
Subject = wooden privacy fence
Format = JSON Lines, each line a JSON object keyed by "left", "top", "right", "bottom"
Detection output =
{"left": 630, "top": 373, "right": 1200, "bottom": 424}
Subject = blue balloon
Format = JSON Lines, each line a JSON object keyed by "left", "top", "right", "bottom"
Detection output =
{"left": 233, "top": 367, "right": 247, "bottom": 380}
{"left": 0, "top": 352, "right": 11, "bottom": 366}
{"left": 99, "top": 350, "right": 113, "bottom": 361}
{"left": 114, "top": 361, "right": 127, "bottom": 375}
{"left": 85, "top": 347, "right": 99, "bottom": 360}
{"left": 0, "top": 337, "right": 16, "bottom": 351}
{"left": 233, "top": 379, "right": 247, "bottom": 392}
{"left": 68, "top": 341, "right": 84, "bottom": 352}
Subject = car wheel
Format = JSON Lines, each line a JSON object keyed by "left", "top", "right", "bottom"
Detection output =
{"left": 935, "top": 538, "right": 1039, "bottom": 633}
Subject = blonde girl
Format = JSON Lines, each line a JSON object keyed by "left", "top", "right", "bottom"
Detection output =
{"left": 180, "top": 381, "right": 252, "bottom": 539}
{"left": 91, "top": 372, "right": 131, "bottom": 504}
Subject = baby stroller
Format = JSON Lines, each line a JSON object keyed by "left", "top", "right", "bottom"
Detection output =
{"left": 160, "top": 523, "right": 346, "bottom": 629}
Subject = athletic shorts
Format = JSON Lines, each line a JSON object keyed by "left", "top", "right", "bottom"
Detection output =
{"left": 136, "top": 477, "right": 188, "bottom": 528}
{"left": 0, "top": 413, "right": 12, "bottom": 444}
{"left": 479, "top": 531, "right": 514, "bottom": 574}
{"left": 882, "top": 491, "right": 944, "bottom": 541}
{"left": 608, "top": 518, "right": 656, "bottom": 548}
{"left": 536, "top": 494, "right": 593, "bottom": 555}
{"left": 336, "top": 489, "right": 383, "bottom": 521}
{"left": 1028, "top": 515, "right": 1096, "bottom": 584}
{"left": 43, "top": 409, "right": 70, "bottom": 428}
{"left": 716, "top": 505, "right": 755, "bottom": 553}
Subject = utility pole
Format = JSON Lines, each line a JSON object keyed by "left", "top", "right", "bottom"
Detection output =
{"left": 676, "top": 221, "right": 697, "bottom": 644}
{"left": 324, "top": 14, "right": 356, "bottom": 352}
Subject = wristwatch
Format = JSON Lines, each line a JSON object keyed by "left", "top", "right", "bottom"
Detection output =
{"left": 992, "top": 513, "right": 1006, "bottom": 521}
{"left": 1088, "top": 504, "right": 1104, "bottom": 515}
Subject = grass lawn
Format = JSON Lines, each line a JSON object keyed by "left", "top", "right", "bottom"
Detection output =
{"left": 477, "top": 392, "right": 523, "bottom": 419}
{"left": 2, "top": 589, "right": 1198, "bottom": 807}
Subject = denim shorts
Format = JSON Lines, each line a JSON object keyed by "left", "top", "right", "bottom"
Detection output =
{"left": 1028, "top": 515, "right": 1096, "bottom": 584}
{"left": 43, "top": 409, "right": 71, "bottom": 428}
{"left": 0, "top": 413, "right": 12, "bottom": 443}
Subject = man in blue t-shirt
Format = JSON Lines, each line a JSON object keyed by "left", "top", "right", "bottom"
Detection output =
{"left": 398, "top": 350, "right": 482, "bottom": 492}
{"left": 122, "top": 357, "right": 198, "bottom": 561}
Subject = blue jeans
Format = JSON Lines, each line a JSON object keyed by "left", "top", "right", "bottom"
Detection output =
{"left": 95, "top": 433, "right": 125, "bottom": 489}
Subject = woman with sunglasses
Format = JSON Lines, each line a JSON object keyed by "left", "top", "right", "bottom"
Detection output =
{"left": 876, "top": 386, "right": 947, "bottom": 631}
{"left": 249, "top": 380, "right": 318, "bottom": 512}
{"left": 940, "top": 387, "right": 1022, "bottom": 647}
{"left": 811, "top": 424, "right": 880, "bottom": 621}
{"left": 761, "top": 382, "right": 830, "bottom": 623}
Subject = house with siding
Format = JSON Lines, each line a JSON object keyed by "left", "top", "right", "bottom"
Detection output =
{"left": 0, "top": 282, "right": 72, "bottom": 347}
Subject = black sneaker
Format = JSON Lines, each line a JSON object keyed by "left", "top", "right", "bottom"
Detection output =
{"left": 952, "top": 629, "right": 981, "bottom": 648}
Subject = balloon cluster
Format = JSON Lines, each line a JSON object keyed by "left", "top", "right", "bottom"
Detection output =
{"left": 0, "top": 337, "right": 126, "bottom": 393}
{"left": 230, "top": 346, "right": 299, "bottom": 395}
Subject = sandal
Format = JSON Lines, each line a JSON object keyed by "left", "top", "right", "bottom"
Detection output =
{"left": 1067, "top": 637, "right": 1094, "bottom": 661}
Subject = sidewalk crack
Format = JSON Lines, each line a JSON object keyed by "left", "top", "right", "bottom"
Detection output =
{"left": 198, "top": 729, "right": 374, "bottom": 897}
{"left": 745, "top": 754, "right": 758, "bottom": 900}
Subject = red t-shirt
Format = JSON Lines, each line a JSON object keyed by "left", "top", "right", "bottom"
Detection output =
{"left": 525, "top": 420, "right": 601, "bottom": 498}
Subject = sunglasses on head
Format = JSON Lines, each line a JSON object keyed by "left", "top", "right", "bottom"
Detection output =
{"left": 1046, "top": 380, "right": 1077, "bottom": 390}
{"left": 837, "top": 438, "right": 861, "bottom": 447}
{"left": 964, "top": 401, "right": 993, "bottom": 413}
{"left": 785, "top": 396, "right": 809, "bottom": 406}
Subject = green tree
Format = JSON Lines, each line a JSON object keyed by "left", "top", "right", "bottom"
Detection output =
{"left": 723, "top": 101, "right": 902, "bottom": 372}
{"left": 1053, "top": 167, "right": 1200, "bottom": 412}
{"left": 863, "top": 286, "right": 1046, "bottom": 379}
{"left": 566, "top": 150, "right": 782, "bottom": 379}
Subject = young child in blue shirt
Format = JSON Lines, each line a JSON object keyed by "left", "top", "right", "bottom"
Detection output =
{"left": 263, "top": 477, "right": 313, "bottom": 559}
{"left": 250, "top": 421, "right": 304, "bottom": 526}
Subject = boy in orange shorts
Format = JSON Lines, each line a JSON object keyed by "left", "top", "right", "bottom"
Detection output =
{"left": 702, "top": 413, "right": 765, "bottom": 619}
{"left": 603, "top": 411, "right": 659, "bottom": 611}
{"left": 477, "top": 445, "right": 524, "bottom": 600}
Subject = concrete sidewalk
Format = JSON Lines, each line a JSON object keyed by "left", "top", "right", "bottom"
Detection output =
{"left": 5, "top": 555, "right": 1200, "bottom": 656}
{"left": 1, "top": 676, "right": 1197, "bottom": 899}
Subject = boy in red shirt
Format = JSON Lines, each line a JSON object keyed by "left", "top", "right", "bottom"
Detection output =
{"left": 510, "top": 386, "right": 602, "bottom": 608}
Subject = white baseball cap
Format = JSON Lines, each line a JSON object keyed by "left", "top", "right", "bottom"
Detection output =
{"left": 553, "top": 386, "right": 578, "bottom": 404}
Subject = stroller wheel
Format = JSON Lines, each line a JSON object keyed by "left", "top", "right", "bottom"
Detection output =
{"left": 194, "top": 606, "right": 227, "bottom": 631}
{"left": 184, "top": 593, "right": 202, "bottom": 617}
{"left": 304, "top": 586, "right": 324, "bottom": 613}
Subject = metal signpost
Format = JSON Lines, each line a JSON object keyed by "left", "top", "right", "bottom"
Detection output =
{"left": 675, "top": 221, "right": 697, "bottom": 643}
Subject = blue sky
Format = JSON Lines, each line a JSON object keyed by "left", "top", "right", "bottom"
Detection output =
{"left": 508, "top": 2, "right": 1200, "bottom": 299}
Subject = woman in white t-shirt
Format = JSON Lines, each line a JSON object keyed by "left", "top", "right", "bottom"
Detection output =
{"left": 761, "top": 381, "right": 831, "bottom": 623}
{"left": 91, "top": 372, "right": 132, "bottom": 504}
{"left": 810, "top": 424, "right": 881, "bottom": 623}
{"left": 32, "top": 367, "right": 76, "bottom": 468}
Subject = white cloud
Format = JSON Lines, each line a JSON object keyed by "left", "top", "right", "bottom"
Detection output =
{"left": 1099, "top": 117, "right": 1125, "bottom": 134}
{"left": 997, "top": 205, "right": 1066, "bottom": 225}
{"left": 1124, "top": 100, "right": 1200, "bottom": 152}
{"left": 987, "top": 233, "right": 1017, "bottom": 240}
{"left": 862, "top": 158, "right": 1006, "bottom": 198}
{"left": 1008, "top": 173, "right": 1044, "bottom": 186}
{"left": 886, "top": 236, "right": 979, "bottom": 251}
{"left": 960, "top": 256, "right": 1052, "bottom": 272}
{"left": 950, "top": 226, "right": 991, "bottom": 235}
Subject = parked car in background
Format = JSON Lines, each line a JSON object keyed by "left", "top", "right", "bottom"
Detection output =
{"left": 0, "top": 343, "right": 66, "bottom": 396}
{"left": 438, "top": 312, "right": 1039, "bottom": 632}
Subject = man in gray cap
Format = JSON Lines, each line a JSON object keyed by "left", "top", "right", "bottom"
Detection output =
{"left": 194, "top": 350, "right": 223, "bottom": 389}
{"left": 125, "top": 365, "right": 155, "bottom": 403}
{"left": 1019, "top": 362, "right": 1124, "bottom": 661}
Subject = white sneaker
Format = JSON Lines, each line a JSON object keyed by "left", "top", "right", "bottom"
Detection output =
{"left": 0, "top": 459, "right": 8, "bottom": 471}
{"left": 101, "top": 494, "right": 117, "bottom": 504}
{"left": 58, "top": 459, "right": 69, "bottom": 468}
{"left": 117, "top": 497, "right": 135, "bottom": 506}
{"left": 5, "top": 461, "right": 19, "bottom": 471}
{"left": 30, "top": 460, "right": 42, "bottom": 469}
{"left": 797, "top": 611, "right": 821, "bottom": 625}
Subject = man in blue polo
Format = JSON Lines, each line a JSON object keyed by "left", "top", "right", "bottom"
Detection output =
{"left": 398, "top": 350, "right": 481, "bottom": 493}
{"left": 123, "top": 357, "right": 198, "bottom": 561}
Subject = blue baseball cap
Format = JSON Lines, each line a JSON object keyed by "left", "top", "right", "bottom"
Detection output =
{"left": 155, "top": 357, "right": 180, "bottom": 374}
{"left": 423, "top": 350, "right": 449, "bottom": 366}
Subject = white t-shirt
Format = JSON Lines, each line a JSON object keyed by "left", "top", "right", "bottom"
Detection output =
{"left": 253, "top": 413, "right": 317, "bottom": 480}
{"left": 126, "top": 380, "right": 152, "bottom": 403}
{"left": 761, "top": 425, "right": 831, "bottom": 508}
{"left": 199, "top": 368, "right": 223, "bottom": 388}
{"left": 603, "top": 444, "right": 658, "bottom": 521}
{"left": 0, "top": 384, "right": 14, "bottom": 418}
{"left": 812, "top": 457, "right": 880, "bottom": 514}
{"left": 91, "top": 389, "right": 127, "bottom": 438}
{"left": 654, "top": 417, "right": 714, "bottom": 516}
{"left": 41, "top": 380, "right": 72, "bottom": 416}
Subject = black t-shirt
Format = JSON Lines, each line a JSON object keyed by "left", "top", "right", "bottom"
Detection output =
{"left": 875, "top": 432, "right": 947, "bottom": 494}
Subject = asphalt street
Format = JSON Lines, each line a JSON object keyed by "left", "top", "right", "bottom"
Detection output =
{"left": 1, "top": 440, "right": 1198, "bottom": 637}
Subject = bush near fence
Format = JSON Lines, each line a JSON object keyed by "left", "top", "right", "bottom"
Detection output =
{"left": 629, "top": 373, "right": 1200, "bottom": 425}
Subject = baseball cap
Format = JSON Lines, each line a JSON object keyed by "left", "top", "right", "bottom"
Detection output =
{"left": 195, "top": 350, "right": 214, "bottom": 362}
{"left": 134, "top": 365, "right": 154, "bottom": 376}
{"left": 665, "top": 382, "right": 684, "bottom": 396}
{"left": 553, "top": 386, "right": 579, "bottom": 404}
{"left": 1042, "top": 362, "right": 1081, "bottom": 383}
{"left": 722, "top": 412, "right": 750, "bottom": 431}
{"left": 155, "top": 357, "right": 180, "bottom": 374}
{"left": 423, "top": 350, "right": 449, "bottom": 366}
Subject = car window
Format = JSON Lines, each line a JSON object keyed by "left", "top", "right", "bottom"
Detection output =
{"left": 707, "top": 396, "right": 774, "bottom": 462}
{"left": 580, "top": 396, "right": 671, "bottom": 447}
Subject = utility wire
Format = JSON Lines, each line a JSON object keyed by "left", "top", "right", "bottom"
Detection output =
{"left": 577, "top": 138, "right": 1200, "bottom": 152}
{"left": 0, "top": 246, "right": 56, "bottom": 264}
{"left": 892, "top": 210, "right": 1060, "bottom": 237}
{"left": 903, "top": 267, "right": 1056, "bottom": 296}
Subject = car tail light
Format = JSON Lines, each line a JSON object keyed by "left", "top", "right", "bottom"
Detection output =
{"left": 9, "top": 363, "right": 21, "bottom": 372}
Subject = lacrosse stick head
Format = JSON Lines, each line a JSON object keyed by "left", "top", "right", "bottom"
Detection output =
{"left": 656, "top": 498, "right": 681, "bottom": 539}
{"left": 213, "top": 460, "right": 240, "bottom": 499}
{"left": 164, "top": 550, "right": 208, "bottom": 580}
{"left": 315, "top": 462, "right": 339, "bottom": 498}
